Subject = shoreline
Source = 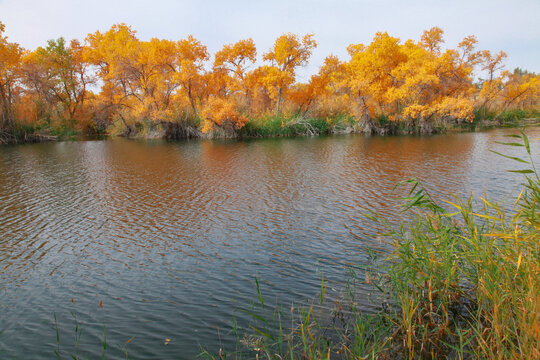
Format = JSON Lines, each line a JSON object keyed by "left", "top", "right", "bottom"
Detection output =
{"left": 1, "top": 116, "right": 537, "bottom": 146}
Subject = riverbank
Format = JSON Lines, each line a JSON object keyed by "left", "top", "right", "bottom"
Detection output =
{"left": 0, "top": 128, "right": 58, "bottom": 145}
{"left": 2, "top": 108, "right": 538, "bottom": 145}
{"left": 206, "top": 132, "right": 539, "bottom": 359}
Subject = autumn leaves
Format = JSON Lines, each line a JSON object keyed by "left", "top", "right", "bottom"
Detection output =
{"left": 0, "top": 22, "right": 539, "bottom": 139}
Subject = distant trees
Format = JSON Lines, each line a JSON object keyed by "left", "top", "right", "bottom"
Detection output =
{"left": 22, "top": 38, "right": 92, "bottom": 127}
{"left": 0, "top": 22, "right": 23, "bottom": 130}
{"left": 0, "top": 21, "right": 538, "bottom": 140}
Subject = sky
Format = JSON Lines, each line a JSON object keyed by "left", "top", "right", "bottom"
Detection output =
{"left": 1, "top": 0, "right": 539, "bottom": 81}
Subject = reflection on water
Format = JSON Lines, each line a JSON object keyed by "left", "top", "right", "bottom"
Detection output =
{"left": 0, "top": 128, "right": 537, "bottom": 359}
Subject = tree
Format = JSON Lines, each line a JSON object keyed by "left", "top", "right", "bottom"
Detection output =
{"left": 289, "top": 55, "right": 347, "bottom": 116}
{"left": 346, "top": 32, "right": 406, "bottom": 120}
{"left": 263, "top": 33, "right": 317, "bottom": 113}
{"left": 22, "top": 38, "right": 93, "bottom": 127}
{"left": 476, "top": 50, "right": 507, "bottom": 114}
{"left": 214, "top": 39, "right": 256, "bottom": 83}
{"left": 346, "top": 29, "right": 475, "bottom": 125}
{"left": 84, "top": 23, "right": 141, "bottom": 128}
{"left": 173, "top": 35, "right": 209, "bottom": 117}
{"left": 420, "top": 26, "right": 444, "bottom": 55}
{"left": 213, "top": 39, "right": 257, "bottom": 107}
{"left": 0, "top": 22, "right": 24, "bottom": 130}
{"left": 458, "top": 35, "right": 481, "bottom": 67}
{"left": 84, "top": 24, "right": 207, "bottom": 126}
{"left": 480, "top": 50, "right": 507, "bottom": 81}
{"left": 201, "top": 96, "right": 247, "bottom": 134}
{"left": 499, "top": 70, "right": 540, "bottom": 111}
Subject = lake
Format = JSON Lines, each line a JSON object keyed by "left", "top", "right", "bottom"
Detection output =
{"left": 0, "top": 128, "right": 537, "bottom": 359}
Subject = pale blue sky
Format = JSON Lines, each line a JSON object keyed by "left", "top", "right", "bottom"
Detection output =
{"left": 1, "top": 0, "right": 539, "bottom": 81}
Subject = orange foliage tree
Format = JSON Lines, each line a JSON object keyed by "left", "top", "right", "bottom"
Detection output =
{"left": 201, "top": 97, "right": 247, "bottom": 134}
{"left": 262, "top": 33, "right": 317, "bottom": 114}
{"left": 1, "top": 20, "right": 539, "bottom": 138}
{"left": 0, "top": 21, "right": 24, "bottom": 130}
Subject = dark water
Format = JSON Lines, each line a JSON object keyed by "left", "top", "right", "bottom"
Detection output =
{"left": 0, "top": 128, "right": 537, "bottom": 359}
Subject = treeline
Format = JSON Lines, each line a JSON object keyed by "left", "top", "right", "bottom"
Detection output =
{"left": 1, "top": 22, "right": 539, "bottom": 143}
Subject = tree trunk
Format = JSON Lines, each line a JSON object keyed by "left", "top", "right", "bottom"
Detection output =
{"left": 0, "top": 82, "right": 12, "bottom": 129}
{"left": 187, "top": 86, "right": 198, "bottom": 118}
{"left": 275, "top": 87, "right": 282, "bottom": 115}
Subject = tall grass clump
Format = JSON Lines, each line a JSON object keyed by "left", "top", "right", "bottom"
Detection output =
{"left": 378, "top": 137, "right": 539, "bottom": 359}
{"left": 208, "top": 130, "right": 539, "bottom": 359}
{"left": 239, "top": 114, "right": 355, "bottom": 138}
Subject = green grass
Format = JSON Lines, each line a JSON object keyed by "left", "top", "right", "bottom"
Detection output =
{"left": 239, "top": 114, "right": 354, "bottom": 138}
{"left": 473, "top": 107, "right": 540, "bottom": 124}
{"left": 49, "top": 125, "right": 80, "bottom": 139}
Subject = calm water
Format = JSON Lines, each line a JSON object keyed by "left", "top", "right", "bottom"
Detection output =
{"left": 0, "top": 128, "right": 537, "bottom": 359}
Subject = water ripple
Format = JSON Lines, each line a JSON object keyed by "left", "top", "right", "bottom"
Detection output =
{"left": 0, "top": 128, "right": 538, "bottom": 359}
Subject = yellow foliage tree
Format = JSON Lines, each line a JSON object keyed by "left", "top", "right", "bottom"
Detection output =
{"left": 263, "top": 33, "right": 317, "bottom": 113}
{"left": 2, "top": 21, "right": 538, "bottom": 138}
{"left": 499, "top": 69, "right": 540, "bottom": 111}
{"left": 346, "top": 29, "right": 476, "bottom": 125}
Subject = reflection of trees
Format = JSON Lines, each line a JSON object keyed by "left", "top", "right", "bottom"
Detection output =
{"left": 347, "top": 133, "right": 476, "bottom": 200}
{"left": 0, "top": 142, "right": 96, "bottom": 281}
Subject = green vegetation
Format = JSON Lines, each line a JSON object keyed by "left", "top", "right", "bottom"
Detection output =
{"left": 239, "top": 114, "right": 356, "bottom": 138}
{"left": 204, "top": 130, "right": 539, "bottom": 359}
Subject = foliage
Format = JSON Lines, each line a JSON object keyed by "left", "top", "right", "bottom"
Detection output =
{"left": 0, "top": 21, "right": 539, "bottom": 142}
{"left": 201, "top": 97, "right": 247, "bottom": 134}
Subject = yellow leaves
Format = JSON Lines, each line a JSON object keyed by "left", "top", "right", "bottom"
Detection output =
{"left": 346, "top": 43, "right": 365, "bottom": 57}
{"left": 433, "top": 96, "right": 475, "bottom": 122}
{"left": 479, "top": 79, "right": 503, "bottom": 104}
{"left": 257, "top": 33, "right": 318, "bottom": 113}
{"left": 84, "top": 23, "right": 139, "bottom": 77}
{"left": 347, "top": 32, "right": 405, "bottom": 100}
{"left": 214, "top": 39, "right": 257, "bottom": 77}
{"left": 480, "top": 50, "right": 507, "bottom": 81}
{"left": 4, "top": 20, "right": 539, "bottom": 133}
{"left": 500, "top": 70, "right": 540, "bottom": 109}
{"left": 263, "top": 33, "right": 317, "bottom": 74}
{"left": 344, "top": 28, "right": 477, "bottom": 123}
{"left": 177, "top": 35, "right": 208, "bottom": 64}
{"left": 0, "top": 23, "right": 24, "bottom": 75}
{"left": 213, "top": 39, "right": 257, "bottom": 97}
{"left": 258, "top": 65, "right": 294, "bottom": 101}
{"left": 420, "top": 27, "right": 445, "bottom": 54}
{"left": 458, "top": 35, "right": 481, "bottom": 67}
{"left": 201, "top": 97, "right": 247, "bottom": 133}
{"left": 400, "top": 96, "right": 474, "bottom": 123}
{"left": 402, "top": 104, "right": 431, "bottom": 120}
{"left": 83, "top": 24, "right": 212, "bottom": 119}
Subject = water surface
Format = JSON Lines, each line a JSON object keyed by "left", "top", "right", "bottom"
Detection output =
{"left": 0, "top": 128, "right": 537, "bottom": 359}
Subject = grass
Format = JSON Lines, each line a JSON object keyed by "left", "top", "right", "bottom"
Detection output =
{"left": 238, "top": 114, "right": 355, "bottom": 138}
{"left": 51, "top": 300, "right": 118, "bottom": 360}
{"left": 473, "top": 108, "right": 540, "bottom": 125}
{"left": 205, "top": 129, "right": 539, "bottom": 359}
